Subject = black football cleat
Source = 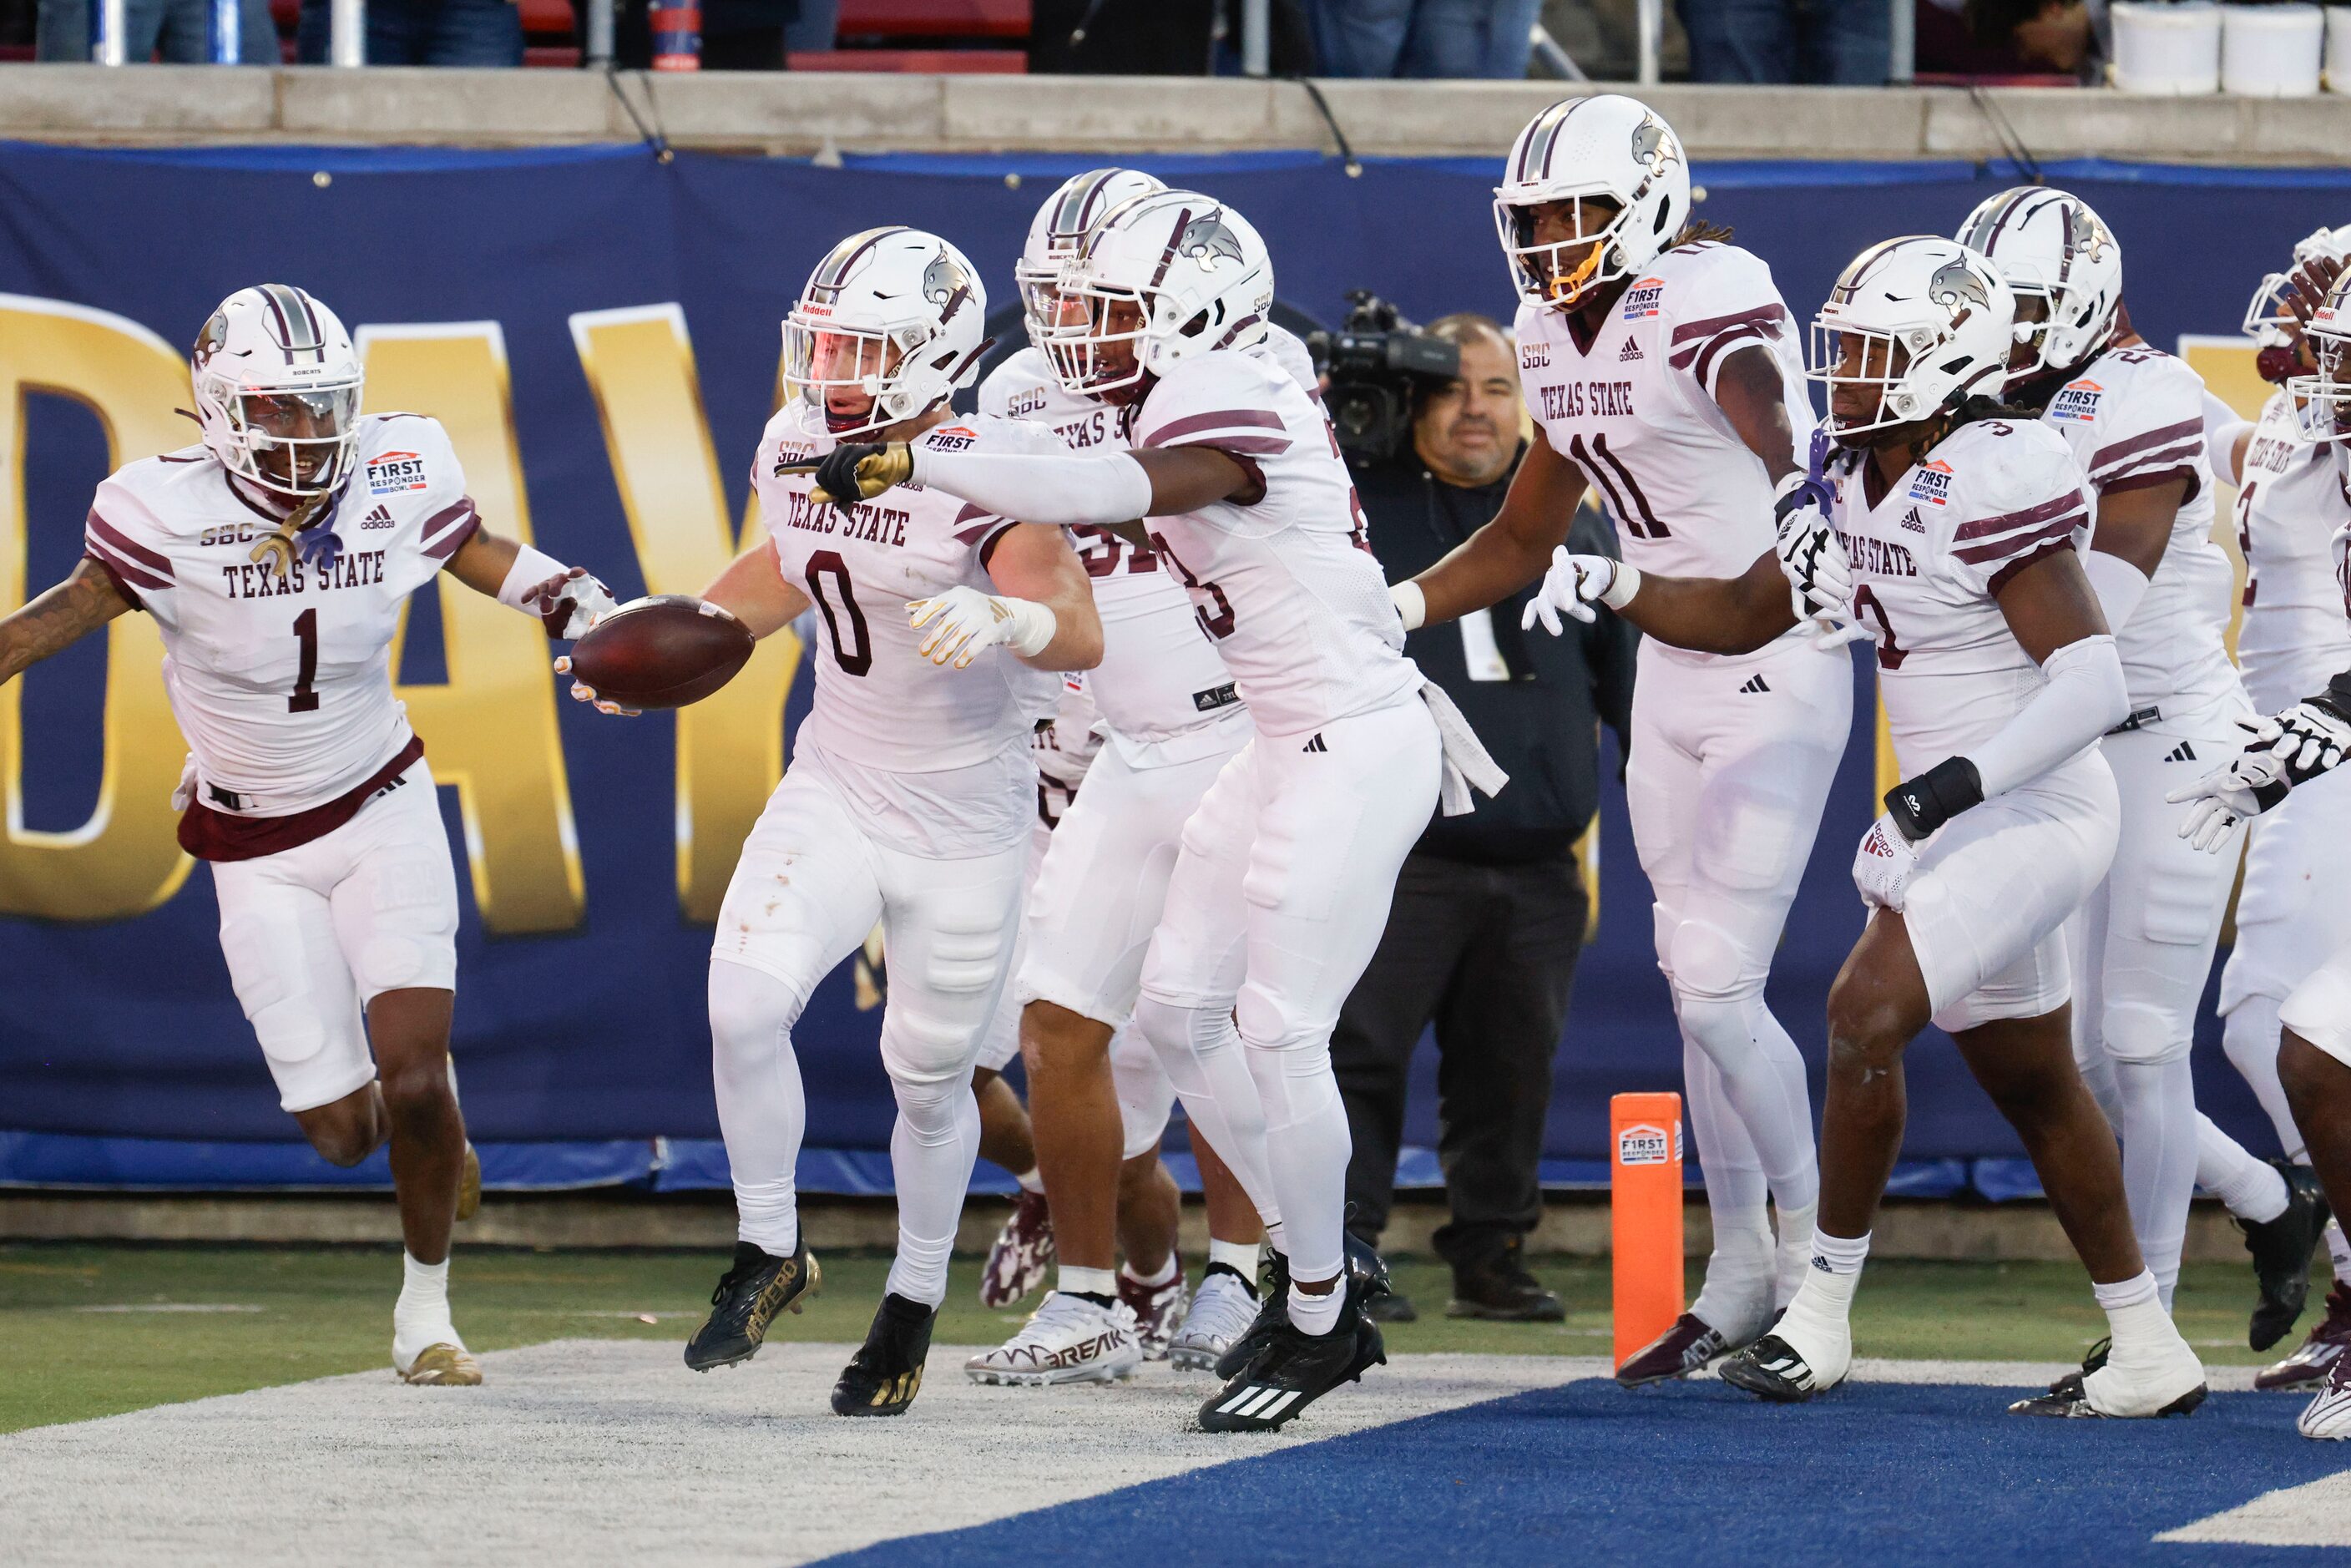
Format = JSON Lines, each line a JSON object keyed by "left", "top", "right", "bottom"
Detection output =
{"left": 2009, "top": 1380, "right": 2207, "bottom": 1419}
{"left": 1212, "top": 1233, "right": 1393, "bottom": 1379}
{"left": 2260, "top": 1284, "right": 2351, "bottom": 1391}
{"left": 2243, "top": 1161, "right": 2332, "bottom": 1352}
{"left": 1616, "top": 1313, "right": 1737, "bottom": 1388}
{"left": 1200, "top": 1281, "right": 1386, "bottom": 1433}
{"left": 1719, "top": 1333, "right": 1841, "bottom": 1404}
{"left": 2042, "top": 1335, "right": 2110, "bottom": 1403}
{"left": 831, "top": 1292, "right": 938, "bottom": 1418}
{"left": 684, "top": 1238, "right": 821, "bottom": 1372}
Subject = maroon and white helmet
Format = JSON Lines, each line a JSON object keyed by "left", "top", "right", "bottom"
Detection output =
{"left": 1017, "top": 167, "right": 1166, "bottom": 351}
{"left": 190, "top": 285, "right": 364, "bottom": 498}
{"left": 2242, "top": 224, "right": 2351, "bottom": 344}
{"left": 1493, "top": 94, "right": 1691, "bottom": 311}
{"left": 2292, "top": 267, "right": 2351, "bottom": 444}
{"left": 1811, "top": 237, "right": 2015, "bottom": 438}
{"left": 1040, "top": 189, "right": 1272, "bottom": 396}
{"left": 1954, "top": 187, "right": 2122, "bottom": 383}
{"left": 782, "top": 226, "right": 990, "bottom": 438}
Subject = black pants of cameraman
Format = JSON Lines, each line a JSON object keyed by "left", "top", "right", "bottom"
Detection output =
{"left": 1332, "top": 847, "right": 1585, "bottom": 1270}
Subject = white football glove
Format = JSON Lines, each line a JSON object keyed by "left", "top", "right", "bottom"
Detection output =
{"left": 1852, "top": 814, "right": 1920, "bottom": 911}
{"left": 1520, "top": 549, "right": 1636, "bottom": 636}
{"left": 2166, "top": 701, "right": 2351, "bottom": 852}
{"left": 523, "top": 566, "right": 619, "bottom": 641}
{"left": 908, "top": 584, "right": 1058, "bottom": 669}
{"left": 1773, "top": 483, "right": 1865, "bottom": 650}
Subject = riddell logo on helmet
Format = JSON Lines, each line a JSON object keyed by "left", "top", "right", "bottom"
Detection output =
{"left": 367, "top": 453, "right": 428, "bottom": 495}
{"left": 2050, "top": 379, "right": 2103, "bottom": 422}
{"left": 1620, "top": 278, "right": 1666, "bottom": 321}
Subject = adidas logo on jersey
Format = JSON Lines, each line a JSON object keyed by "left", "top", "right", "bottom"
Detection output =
{"left": 1738, "top": 675, "right": 1772, "bottom": 695}
{"left": 1618, "top": 337, "right": 1645, "bottom": 363}
{"left": 2163, "top": 741, "right": 2198, "bottom": 762}
{"left": 1302, "top": 734, "right": 1328, "bottom": 753}
{"left": 361, "top": 505, "right": 395, "bottom": 530}
{"left": 1898, "top": 508, "right": 1925, "bottom": 534}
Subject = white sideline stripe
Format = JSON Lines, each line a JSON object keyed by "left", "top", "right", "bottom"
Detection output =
{"left": 0, "top": 1342, "right": 1600, "bottom": 1568}
{"left": 2157, "top": 1471, "right": 2351, "bottom": 1546}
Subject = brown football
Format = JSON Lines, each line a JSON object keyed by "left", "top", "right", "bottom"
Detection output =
{"left": 566, "top": 595, "right": 756, "bottom": 710}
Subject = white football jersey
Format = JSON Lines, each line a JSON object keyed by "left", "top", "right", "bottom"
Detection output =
{"left": 1114, "top": 342, "right": 1420, "bottom": 740}
{"left": 1832, "top": 416, "right": 2095, "bottom": 775}
{"left": 2232, "top": 388, "right": 2351, "bottom": 712}
{"left": 83, "top": 414, "right": 478, "bottom": 816}
{"left": 1514, "top": 240, "right": 1813, "bottom": 591}
{"left": 2036, "top": 344, "right": 2239, "bottom": 716}
{"left": 979, "top": 346, "right": 1251, "bottom": 766}
{"left": 1033, "top": 670, "right": 1102, "bottom": 827}
{"left": 753, "top": 405, "right": 1064, "bottom": 775}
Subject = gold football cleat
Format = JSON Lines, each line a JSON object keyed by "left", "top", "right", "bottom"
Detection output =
{"left": 455, "top": 1141, "right": 482, "bottom": 1223}
{"left": 397, "top": 1343, "right": 483, "bottom": 1387}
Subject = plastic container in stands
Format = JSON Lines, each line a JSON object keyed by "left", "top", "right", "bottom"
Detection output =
{"left": 651, "top": 2, "right": 701, "bottom": 69}
{"left": 2327, "top": 6, "right": 2351, "bottom": 89}
{"left": 2111, "top": 0, "right": 2222, "bottom": 92}
{"left": 2222, "top": 2, "right": 2324, "bottom": 94}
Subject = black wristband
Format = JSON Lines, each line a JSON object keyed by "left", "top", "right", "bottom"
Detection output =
{"left": 1884, "top": 756, "right": 1984, "bottom": 842}
{"left": 2312, "top": 668, "right": 2351, "bottom": 726}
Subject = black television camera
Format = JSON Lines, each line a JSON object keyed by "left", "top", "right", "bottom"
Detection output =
{"left": 1305, "top": 291, "right": 1461, "bottom": 465}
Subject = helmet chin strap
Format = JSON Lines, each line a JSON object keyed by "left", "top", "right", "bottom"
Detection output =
{"left": 1545, "top": 245, "right": 1605, "bottom": 308}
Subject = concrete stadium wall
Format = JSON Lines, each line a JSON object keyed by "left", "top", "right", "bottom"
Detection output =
{"left": 3, "top": 67, "right": 2348, "bottom": 162}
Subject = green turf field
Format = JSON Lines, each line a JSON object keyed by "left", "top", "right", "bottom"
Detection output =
{"left": 0, "top": 1242, "right": 2303, "bottom": 1436}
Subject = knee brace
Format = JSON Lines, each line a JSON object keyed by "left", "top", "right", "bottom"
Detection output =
{"left": 2102, "top": 999, "right": 2194, "bottom": 1069}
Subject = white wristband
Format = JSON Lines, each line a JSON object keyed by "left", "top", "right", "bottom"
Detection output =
{"left": 1599, "top": 560, "right": 1642, "bottom": 609}
{"left": 1004, "top": 598, "right": 1059, "bottom": 657}
{"left": 496, "top": 544, "right": 569, "bottom": 611}
{"left": 1391, "top": 580, "right": 1426, "bottom": 631}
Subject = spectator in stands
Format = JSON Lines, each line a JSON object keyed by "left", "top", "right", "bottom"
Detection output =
{"left": 563, "top": 0, "right": 796, "bottom": 67}
{"left": 296, "top": 0, "right": 524, "bottom": 63}
{"left": 1334, "top": 313, "right": 1636, "bottom": 1324}
{"left": 1946, "top": 0, "right": 2105, "bottom": 81}
{"left": 37, "top": 0, "right": 277, "bottom": 61}
{"left": 1307, "top": 0, "right": 1541, "bottom": 77}
{"left": 1676, "top": 0, "right": 1888, "bottom": 82}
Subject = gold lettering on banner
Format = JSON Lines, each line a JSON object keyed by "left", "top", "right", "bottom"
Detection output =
{"left": 359, "top": 323, "right": 584, "bottom": 933}
{"left": 569, "top": 305, "right": 801, "bottom": 923}
{"left": 0, "top": 296, "right": 195, "bottom": 920}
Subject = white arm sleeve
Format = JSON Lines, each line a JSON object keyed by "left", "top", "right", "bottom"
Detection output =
{"left": 2202, "top": 389, "right": 2252, "bottom": 487}
{"left": 910, "top": 443, "right": 1154, "bottom": 528}
{"left": 2082, "top": 547, "right": 2151, "bottom": 636}
{"left": 1969, "top": 633, "right": 2129, "bottom": 800}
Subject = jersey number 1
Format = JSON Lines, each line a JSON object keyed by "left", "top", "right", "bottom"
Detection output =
{"left": 289, "top": 607, "right": 321, "bottom": 713}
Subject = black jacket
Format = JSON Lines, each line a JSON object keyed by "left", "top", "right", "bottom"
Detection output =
{"left": 1356, "top": 441, "right": 1637, "bottom": 867}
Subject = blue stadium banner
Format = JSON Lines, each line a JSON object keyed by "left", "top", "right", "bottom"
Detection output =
{"left": 2, "top": 140, "right": 2339, "bottom": 1164}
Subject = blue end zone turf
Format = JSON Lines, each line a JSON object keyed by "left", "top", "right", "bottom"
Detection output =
{"left": 823, "top": 1381, "right": 2351, "bottom": 1567}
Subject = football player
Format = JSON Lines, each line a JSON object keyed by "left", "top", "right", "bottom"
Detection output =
{"left": 1524, "top": 236, "right": 2207, "bottom": 1418}
{"left": 1, "top": 284, "right": 618, "bottom": 1387}
{"left": 2187, "top": 231, "right": 2348, "bottom": 1359}
{"left": 801, "top": 188, "right": 1505, "bottom": 1431}
{"left": 966, "top": 168, "right": 1295, "bottom": 1385}
{"left": 1959, "top": 191, "right": 2266, "bottom": 1341}
{"left": 2168, "top": 262, "right": 2351, "bottom": 1438}
{"left": 569, "top": 228, "right": 1102, "bottom": 1418}
{"left": 1398, "top": 95, "right": 1842, "bottom": 1382}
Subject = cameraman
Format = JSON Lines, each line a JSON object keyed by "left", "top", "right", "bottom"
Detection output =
{"left": 1332, "top": 312, "right": 1635, "bottom": 1323}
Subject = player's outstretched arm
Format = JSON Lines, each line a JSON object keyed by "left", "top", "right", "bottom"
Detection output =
{"left": 906, "top": 522, "right": 1103, "bottom": 674}
{"left": 447, "top": 529, "right": 619, "bottom": 640}
{"left": 1399, "top": 428, "right": 1586, "bottom": 630}
{"left": 808, "top": 438, "right": 1256, "bottom": 529}
{"left": 1551, "top": 546, "right": 1797, "bottom": 656}
{"left": 0, "top": 559, "right": 132, "bottom": 686}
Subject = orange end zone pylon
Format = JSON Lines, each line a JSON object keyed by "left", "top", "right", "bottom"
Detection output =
{"left": 1610, "top": 1091, "right": 1685, "bottom": 1370}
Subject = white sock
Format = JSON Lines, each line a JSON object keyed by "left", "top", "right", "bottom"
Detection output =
{"left": 710, "top": 963, "right": 806, "bottom": 1257}
{"left": 1777, "top": 1231, "right": 1867, "bottom": 1361}
{"left": 1014, "top": 1166, "right": 1044, "bottom": 1195}
{"left": 2197, "top": 1113, "right": 2288, "bottom": 1224}
{"left": 1208, "top": 1239, "right": 1261, "bottom": 1277}
{"left": 2092, "top": 1269, "right": 2185, "bottom": 1372}
{"left": 2328, "top": 1219, "right": 2351, "bottom": 1287}
{"left": 882, "top": 1073, "right": 980, "bottom": 1309}
{"left": 1059, "top": 1264, "right": 1117, "bottom": 1299}
{"left": 1288, "top": 1282, "right": 1342, "bottom": 1336}
{"left": 1120, "top": 1252, "right": 1178, "bottom": 1288}
{"left": 2224, "top": 996, "right": 2306, "bottom": 1161}
{"left": 392, "top": 1251, "right": 458, "bottom": 1365}
{"left": 2112, "top": 1056, "right": 2197, "bottom": 1312}
{"left": 1772, "top": 1201, "right": 1818, "bottom": 1310}
{"left": 1242, "top": 1039, "right": 1350, "bottom": 1291}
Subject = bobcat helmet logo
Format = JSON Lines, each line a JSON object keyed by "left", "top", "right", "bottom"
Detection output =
{"left": 2066, "top": 205, "right": 2110, "bottom": 263}
{"left": 1929, "top": 260, "right": 1991, "bottom": 324}
{"left": 1629, "top": 117, "right": 1678, "bottom": 180}
{"left": 192, "top": 311, "right": 230, "bottom": 370}
{"left": 922, "top": 251, "right": 972, "bottom": 322}
{"left": 1176, "top": 214, "right": 1247, "bottom": 271}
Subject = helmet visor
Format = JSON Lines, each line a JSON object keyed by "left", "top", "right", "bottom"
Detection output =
{"left": 782, "top": 316, "right": 912, "bottom": 435}
{"left": 228, "top": 382, "right": 361, "bottom": 495}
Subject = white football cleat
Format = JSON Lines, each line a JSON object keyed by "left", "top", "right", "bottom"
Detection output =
{"left": 2298, "top": 1352, "right": 2351, "bottom": 1439}
{"left": 1170, "top": 1266, "right": 1261, "bottom": 1372}
{"left": 965, "top": 1291, "right": 1142, "bottom": 1387}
